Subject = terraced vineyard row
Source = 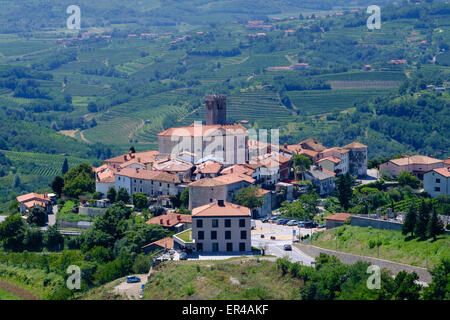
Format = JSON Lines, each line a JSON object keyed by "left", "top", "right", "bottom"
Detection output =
{"left": 2, "top": 150, "right": 89, "bottom": 177}
{"left": 287, "top": 88, "right": 395, "bottom": 115}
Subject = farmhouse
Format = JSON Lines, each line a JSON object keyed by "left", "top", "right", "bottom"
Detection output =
{"left": 146, "top": 212, "right": 192, "bottom": 232}
{"left": 424, "top": 167, "right": 450, "bottom": 198}
{"left": 324, "top": 213, "right": 352, "bottom": 229}
{"left": 303, "top": 166, "right": 336, "bottom": 196}
{"left": 16, "top": 193, "right": 52, "bottom": 214}
{"left": 379, "top": 155, "right": 444, "bottom": 179}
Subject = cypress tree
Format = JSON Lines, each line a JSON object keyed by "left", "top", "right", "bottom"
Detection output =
{"left": 62, "top": 158, "right": 69, "bottom": 175}
{"left": 402, "top": 202, "right": 417, "bottom": 237}
{"left": 427, "top": 207, "right": 444, "bottom": 241}
{"left": 415, "top": 199, "right": 430, "bottom": 239}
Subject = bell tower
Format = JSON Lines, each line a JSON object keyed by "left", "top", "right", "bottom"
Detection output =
{"left": 205, "top": 94, "right": 227, "bottom": 125}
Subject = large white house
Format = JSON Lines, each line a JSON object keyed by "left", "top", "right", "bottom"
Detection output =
{"left": 191, "top": 200, "right": 251, "bottom": 253}
{"left": 424, "top": 167, "right": 450, "bottom": 198}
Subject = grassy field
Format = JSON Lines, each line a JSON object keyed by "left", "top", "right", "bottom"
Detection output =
{"left": 312, "top": 226, "right": 450, "bottom": 268}
{"left": 0, "top": 287, "right": 22, "bottom": 300}
{"left": 142, "top": 259, "right": 303, "bottom": 300}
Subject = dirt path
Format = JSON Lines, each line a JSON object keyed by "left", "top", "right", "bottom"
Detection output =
{"left": 0, "top": 280, "right": 38, "bottom": 300}
{"left": 128, "top": 119, "right": 145, "bottom": 140}
{"left": 79, "top": 130, "right": 91, "bottom": 144}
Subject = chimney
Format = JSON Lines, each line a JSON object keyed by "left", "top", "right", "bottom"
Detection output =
{"left": 124, "top": 155, "right": 127, "bottom": 161}
{"left": 136, "top": 168, "right": 139, "bottom": 173}
{"left": 218, "top": 199, "right": 225, "bottom": 207}
{"left": 177, "top": 215, "right": 181, "bottom": 221}
{"left": 160, "top": 219, "right": 163, "bottom": 224}
{"left": 138, "top": 157, "right": 141, "bottom": 163}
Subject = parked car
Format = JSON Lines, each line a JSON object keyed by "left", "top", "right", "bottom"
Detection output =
{"left": 287, "top": 220, "right": 297, "bottom": 226}
{"left": 283, "top": 244, "right": 292, "bottom": 251}
{"left": 318, "top": 224, "right": 326, "bottom": 229}
{"left": 279, "top": 219, "right": 288, "bottom": 225}
{"left": 179, "top": 252, "right": 188, "bottom": 260}
{"left": 297, "top": 222, "right": 306, "bottom": 227}
{"left": 126, "top": 276, "right": 141, "bottom": 283}
{"left": 262, "top": 217, "right": 269, "bottom": 223}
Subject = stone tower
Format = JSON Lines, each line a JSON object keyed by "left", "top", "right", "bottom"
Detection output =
{"left": 205, "top": 94, "right": 227, "bottom": 125}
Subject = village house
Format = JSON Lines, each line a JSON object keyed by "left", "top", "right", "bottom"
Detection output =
{"left": 188, "top": 173, "right": 255, "bottom": 210}
{"left": 141, "top": 237, "right": 174, "bottom": 254}
{"left": 292, "top": 63, "right": 310, "bottom": 70}
{"left": 303, "top": 166, "right": 336, "bottom": 196}
{"left": 152, "top": 156, "right": 194, "bottom": 182}
{"left": 114, "top": 167, "right": 182, "bottom": 197}
{"left": 194, "top": 159, "right": 223, "bottom": 180}
{"left": 424, "top": 167, "right": 450, "bottom": 198}
{"left": 146, "top": 212, "right": 192, "bottom": 233}
{"left": 324, "top": 213, "right": 351, "bottom": 229}
{"left": 379, "top": 155, "right": 444, "bottom": 179}
{"left": 191, "top": 200, "right": 251, "bottom": 253}
{"left": 16, "top": 193, "right": 53, "bottom": 215}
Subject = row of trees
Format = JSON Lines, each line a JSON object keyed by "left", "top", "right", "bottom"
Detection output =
{"left": 402, "top": 199, "right": 445, "bottom": 240}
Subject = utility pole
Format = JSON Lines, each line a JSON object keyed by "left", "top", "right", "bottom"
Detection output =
{"left": 377, "top": 232, "right": 380, "bottom": 258}
{"left": 426, "top": 241, "right": 428, "bottom": 270}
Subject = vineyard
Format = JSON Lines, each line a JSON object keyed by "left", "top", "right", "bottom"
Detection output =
{"left": 2, "top": 150, "right": 90, "bottom": 177}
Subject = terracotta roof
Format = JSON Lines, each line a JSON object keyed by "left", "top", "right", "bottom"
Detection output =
{"left": 97, "top": 169, "right": 115, "bottom": 183}
{"left": 220, "top": 164, "right": 254, "bottom": 176}
{"left": 431, "top": 167, "right": 450, "bottom": 178}
{"left": 146, "top": 213, "right": 192, "bottom": 227}
{"left": 141, "top": 237, "right": 174, "bottom": 250}
{"left": 158, "top": 123, "right": 247, "bottom": 137}
{"left": 299, "top": 138, "right": 326, "bottom": 152}
{"left": 321, "top": 147, "right": 350, "bottom": 155}
{"left": 194, "top": 161, "right": 223, "bottom": 174}
{"left": 17, "top": 193, "right": 50, "bottom": 203}
{"left": 189, "top": 173, "right": 255, "bottom": 187}
{"left": 116, "top": 168, "right": 181, "bottom": 183}
{"left": 318, "top": 156, "right": 341, "bottom": 164}
{"left": 192, "top": 201, "right": 250, "bottom": 217}
{"left": 324, "top": 213, "right": 351, "bottom": 221}
{"left": 390, "top": 155, "right": 443, "bottom": 166}
{"left": 343, "top": 141, "right": 367, "bottom": 149}
{"left": 256, "top": 188, "right": 270, "bottom": 197}
{"left": 443, "top": 157, "right": 450, "bottom": 166}
{"left": 105, "top": 150, "right": 158, "bottom": 165}
{"left": 286, "top": 145, "right": 319, "bottom": 158}
{"left": 24, "top": 200, "right": 48, "bottom": 209}
{"left": 153, "top": 157, "right": 193, "bottom": 172}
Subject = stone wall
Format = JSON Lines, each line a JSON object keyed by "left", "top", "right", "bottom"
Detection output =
{"left": 351, "top": 215, "right": 403, "bottom": 231}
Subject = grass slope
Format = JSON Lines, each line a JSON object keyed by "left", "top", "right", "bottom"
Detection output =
{"left": 143, "top": 259, "right": 303, "bottom": 300}
{"left": 312, "top": 226, "right": 450, "bottom": 268}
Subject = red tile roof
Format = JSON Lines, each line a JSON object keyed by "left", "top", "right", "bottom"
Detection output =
{"left": 116, "top": 168, "right": 181, "bottom": 183}
{"left": 17, "top": 193, "right": 50, "bottom": 203}
{"left": 141, "top": 237, "right": 174, "bottom": 250}
{"left": 324, "top": 213, "right": 351, "bottom": 221}
{"left": 192, "top": 201, "right": 250, "bottom": 217}
{"left": 146, "top": 213, "right": 192, "bottom": 227}
{"left": 432, "top": 167, "right": 450, "bottom": 178}
{"left": 158, "top": 123, "right": 247, "bottom": 137}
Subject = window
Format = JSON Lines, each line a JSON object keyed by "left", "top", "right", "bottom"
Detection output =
{"left": 196, "top": 219, "right": 203, "bottom": 228}
{"left": 226, "top": 243, "right": 233, "bottom": 252}
{"left": 118, "top": 177, "right": 121, "bottom": 181}
{"left": 212, "top": 219, "right": 219, "bottom": 228}
{"left": 212, "top": 243, "right": 219, "bottom": 252}
{"left": 167, "top": 184, "right": 169, "bottom": 188}
{"left": 134, "top": 179, "right": 136, "bottom": 183}
{"left": 225, "top": 230, "right": 231, "bottom": 239}
{"left": 134, "top": 188, "right": 136, "bottom": 191}
{"left": 140, "top": 188, "right": 142, "bottom": 192}
{"left": 151, "top": 180, "right": 153, "bottom": 185}
{"left": 197, "top": 243, "right": 203, "bottom": 252}
{"left": 198, "top": 231, "right": 204, "bottom": 240}
{"left": 159, "top": 182, "right": 162, "bottom": 187}
{"left": 211, "top": 231, "right": 217, "bottom": 240}
{"left": 436, "top": 178, "right": 441, "bottom": 183}
{"left": 239, "top": 219, "right": 245, "bottom": 228}
{"left": 140, "top": 180, "right": 142, "bottom": 184}
{"left": 239, "top": 243, "right": 246, "bottom": 252}
{"left": 240, "top": 230, "right": 247, "bottom": 240}
{"left": 210, "top": 198, "right": 213, "bottom": 203}
{"left": 225, "top": 219, "right": 231, "bottom": 228}
{"left": 435, "top": 187, "right": 441, "bottom": 192}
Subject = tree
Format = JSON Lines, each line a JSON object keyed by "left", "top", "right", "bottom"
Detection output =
{"left": 423, "top": 258, "right": 450, "bottom": 300}
{"left": 44, "top": 225, "right": 64, "bottom": 251}
{"left": 392, "top": 271, "right": 421, "bottom": 300}
{"left": 13, "top": 174, "right": 21, "bottom": 188}
{"left": 107, "top": 186, "right": 117, "bottom": 203}
{"left": 27, "top": 205, "right": 47, "bottom": 226}
{"left": 8, "top": 199, "right": 19, "bottom": 214}
{"left": 427, "top": 207, "right": 444, "bottom": 241}
{"left": 234, "top": 186, "right": 264, "bottom": 210}
{"left": 402, "top": 202, "right": 417, "bottom": 237}
{"left": 292, "top": 154, "right": 312, "bottom": 180}
{"left": 337, "top": 173, "right": 353, "bottom": 210}
{"left": 23, "top": 228, "right": 43, "bottom": 251}
{"left": 87, "top": 102, "right": 98, "bottom": 113}
{"left": 0, "top": 214, "right": 26, "bottom": 251}
{"left": 180, "top": 187, "right": 189, "bottom": 208}
{"left": 117, "top": 188, "right": 130, "bottom": 204}
{"left": 133, "top": 193, "right": 148, "bottom": 211}
{"left": 62, "top": 163, "right": 95, "bottom": 197}
{"left": 61, "top": 158, "right": 69, "bottom": 175}
{"left": 51, "top": 176, "right": 64, "bottom": 197}
{"left": 415, "top": 199, "right": 430, "bottom": 239}
{"left": 398, "top": 171, "right": 420, "bottom": 189}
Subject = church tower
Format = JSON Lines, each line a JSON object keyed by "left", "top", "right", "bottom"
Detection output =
{"left": 205, "top": 94, "right": 227, "bottom": 125}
